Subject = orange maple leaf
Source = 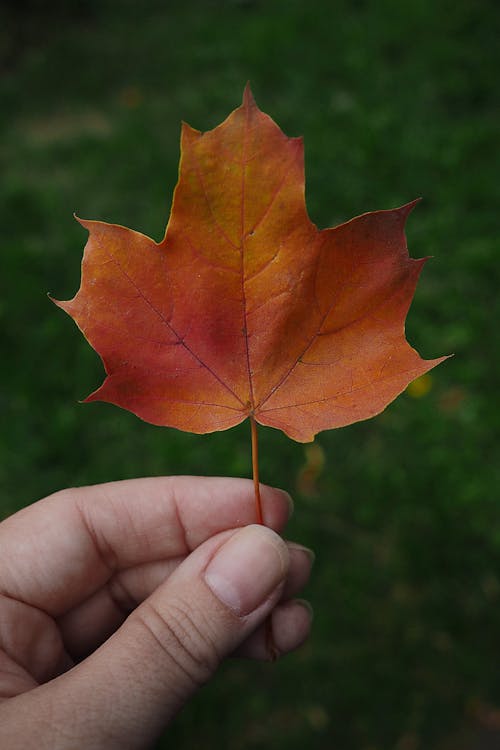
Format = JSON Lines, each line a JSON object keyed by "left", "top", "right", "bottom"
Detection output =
{"left": 53, "top": 87, "right": 446, "bottom": 445}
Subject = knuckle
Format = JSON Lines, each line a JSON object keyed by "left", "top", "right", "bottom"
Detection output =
{"left": 135, "top": 597, "right": 221, "bottom": 689}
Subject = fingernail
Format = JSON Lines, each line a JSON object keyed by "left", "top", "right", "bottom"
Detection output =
{"left": 204, "top": 525, "right": 289, "bottom": 616}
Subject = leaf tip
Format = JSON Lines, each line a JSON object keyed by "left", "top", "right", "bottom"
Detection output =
{"left": 83, "top": 388, "right": 102, "bottom": 404}
{"left": 242, "top": 82, "right": 256, "bottom": 109}
{"left": 399, "top": 197, "right": 422, "bottom": 219}
{"left": 48, "top": 292, "right": 68, "bottom": 311}
{"left": 74, "top": 213, "right": 92, "bottom": 231}
{"left": 181, "top": 120, "right": 201, "bottom": 140}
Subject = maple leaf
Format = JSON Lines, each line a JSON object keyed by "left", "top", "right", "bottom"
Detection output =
{"left": 53, "top": 87, "right": 446, "bottom": 448}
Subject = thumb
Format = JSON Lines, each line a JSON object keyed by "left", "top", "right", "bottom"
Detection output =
{"left": 6, "top": 525, "right": 290, "bottom": 750}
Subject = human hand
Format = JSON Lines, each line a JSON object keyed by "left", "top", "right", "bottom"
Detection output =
{"left": 0, "top": 477, "right": 313, "bottom": 749}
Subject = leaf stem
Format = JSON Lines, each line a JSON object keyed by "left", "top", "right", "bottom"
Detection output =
{"left": 250, "top": 416, "right": 278, "bottom": 661}
{"left": 250, "top": 415, "right": 264, "bottom": 525}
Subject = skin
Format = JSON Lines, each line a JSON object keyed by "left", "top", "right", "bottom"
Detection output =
{"left": 0, "top": 476, "right": 313, "bottom": 749}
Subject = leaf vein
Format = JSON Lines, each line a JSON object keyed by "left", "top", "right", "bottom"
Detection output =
{"left": 93, "top": 233, "right": 245, "bottom": 408}
{"left": 259, "top": 365, "right": 423, "bottom": 413}
{"left": 190, "top": 150, "right": 239, "bottom": 251}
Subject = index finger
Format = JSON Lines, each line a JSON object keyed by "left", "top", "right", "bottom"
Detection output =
{"left": 0, "top": 477, "right": 292, "bottom": 617}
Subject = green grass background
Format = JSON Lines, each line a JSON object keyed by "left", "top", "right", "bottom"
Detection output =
{"left": 1, "top": 1, "right": 499, "bottom": 748}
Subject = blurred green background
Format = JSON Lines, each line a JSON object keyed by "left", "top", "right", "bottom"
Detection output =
{"left": 1, "top": 1, "right": 499, "bottom": 748}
